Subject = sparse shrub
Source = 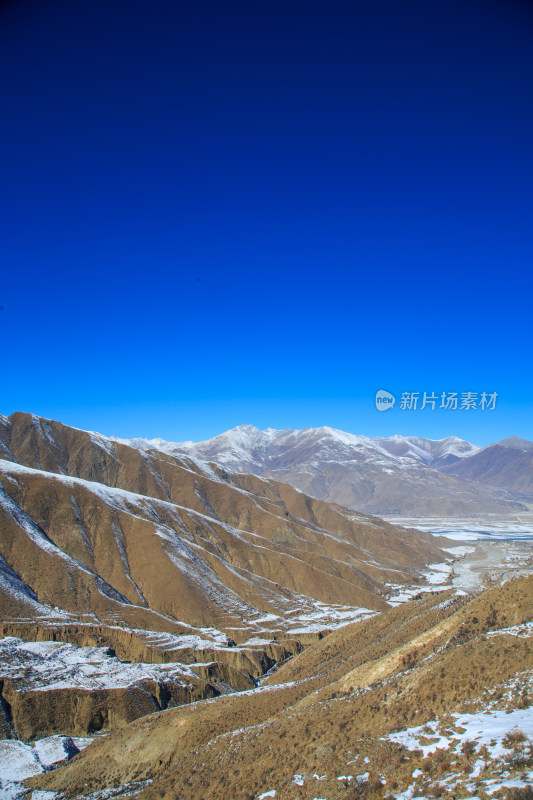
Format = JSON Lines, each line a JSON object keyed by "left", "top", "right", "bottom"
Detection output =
{"left": 437, "top": 758, "right": 452, "bottom": 774}
{"left": 427, "top": 784, "right": 445, "bottom": 798}
{"left": 506, "top": 788, "right": 533, "bottom": 800}
{"left": 344, "top": 781, "right": 368, "bottom": 799}
{"left": 433, "top": 748, "right": 450, "bottom": 763}
{"left": 461, "top": 739, "right": 477, "bottom": 757}
{"left": 504, "top": 740, "right": 533, "bottom": 768}
{"left": 478, "top": 744, "right": 491, "bottom": 760}
{"left": 502, "top": 728, "right": 528, "bottom": 748}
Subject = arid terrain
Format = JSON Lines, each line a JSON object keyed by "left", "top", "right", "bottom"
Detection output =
{"left": 25, "top": 568, "right": 533, "bottom": 800}
{"left": 1, "top": 413, "right": 533, "bottom": 800}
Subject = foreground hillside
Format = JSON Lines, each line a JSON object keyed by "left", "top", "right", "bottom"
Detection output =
{"left": 29, "top": 572, "right": 533, "bottom": 800}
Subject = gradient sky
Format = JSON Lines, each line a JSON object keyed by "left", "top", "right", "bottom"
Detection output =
{"left": 1, "top": 0, "right": 532, "bottom": 445}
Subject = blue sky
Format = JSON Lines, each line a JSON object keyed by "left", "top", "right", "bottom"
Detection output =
{"left": 1, "top": 0, "right": 532, "bottom": 445}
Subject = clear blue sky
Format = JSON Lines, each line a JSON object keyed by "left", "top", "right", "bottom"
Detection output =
{"left": 1, "top": 0, "right": 532, "bottom": 445}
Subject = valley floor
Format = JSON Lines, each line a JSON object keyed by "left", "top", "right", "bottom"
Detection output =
{"left": 450, "top": 540, "right": 533, "bottom": 592}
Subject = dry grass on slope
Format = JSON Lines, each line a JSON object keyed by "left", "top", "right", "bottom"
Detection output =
{"left": 31, "top": 575, "right": 533, "bottom": 800}
{"left": 265, "top": 590, "right": 467, "bottom": 688}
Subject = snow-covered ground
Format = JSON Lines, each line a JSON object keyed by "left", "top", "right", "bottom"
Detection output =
{"left": 385, "top": 513, "right": 533, "bottom": 541}
{"left": 283, "top": 601, "right": 376, "bottom": 634}
{"left": 0, "top": 637, "right": 202, "bottom": 691}
{"left": 385, "top": 556, "right": 466, "bottom": 606}
{"left": 383, "top": 698, "right": 533, "bottom": 799}
{"left": 388, "top": 706, "right": 533, "bottom": 759}
{"left": 0, "top": 735, "right": 93, "bottom": 800}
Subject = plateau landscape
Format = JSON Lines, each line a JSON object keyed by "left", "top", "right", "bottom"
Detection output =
{"left": 3, "top": 0, "right": 533, "bottom": 797}
{"left": 116, "top": 426, "right": 533, "bottom": 517}
{"left": 1, "top": 412, "right": 533, "bottom": 799}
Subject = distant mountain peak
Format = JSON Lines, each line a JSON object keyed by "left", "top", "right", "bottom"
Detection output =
{"left": 231, "top": 424, "right": 260, "bottom": 432}
{"left": 492, "top": 436, "right": 533, "bottom": 450}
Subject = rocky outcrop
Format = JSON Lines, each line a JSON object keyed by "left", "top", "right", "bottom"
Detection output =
{"left": 0, "top": 637, "right": 223, "bottom": 741}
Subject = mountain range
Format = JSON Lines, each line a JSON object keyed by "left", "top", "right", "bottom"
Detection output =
{"left": 1, "top": 412, "right": 533, "bottom": 799}
{"left": 1, "top": 413, "right": 448, "bottom": 631}
{"left": 115, "top": 425, "right": 533, "bottom": 516}
{"left": 0, "top": 411, "right": 449, "bottom": 742}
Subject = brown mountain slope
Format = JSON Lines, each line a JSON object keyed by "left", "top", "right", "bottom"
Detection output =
{"left": 31, "top": 574, "right": 533, "bottom": 800}
{"left": 0, "top": 458, "right": 444, "bottom": 628}
{"left": 0, "top": 412, "right": 449, "bottom": 643}
{"left": 0, "top": 411, "right": 457, "bottom": 743}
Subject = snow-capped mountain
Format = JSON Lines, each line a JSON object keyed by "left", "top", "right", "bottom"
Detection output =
{"left": 114, "top": 426, "right": 524, "bottom": 516}
{"left": 113, "top": 426, "right": 479, "bottom": 470}
{"left": 372, "top": 434, "right": 480, "bottom": 468}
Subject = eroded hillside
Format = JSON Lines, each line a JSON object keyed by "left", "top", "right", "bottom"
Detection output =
{"left": 29, "top": 574, "right": 533, "bottom": 800}
{"left": 0, "top": 412, "right": 453, "bottom": 742}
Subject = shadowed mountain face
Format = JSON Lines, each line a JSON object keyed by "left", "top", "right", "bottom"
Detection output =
{"left": 442, "top": 436, "right": 533, "bottom": 498}
{"left": 116, "top": 425, "right": 527, "bottom": 516}
{"left": 0, "top": 413, "right": 447, "bottom": 640}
